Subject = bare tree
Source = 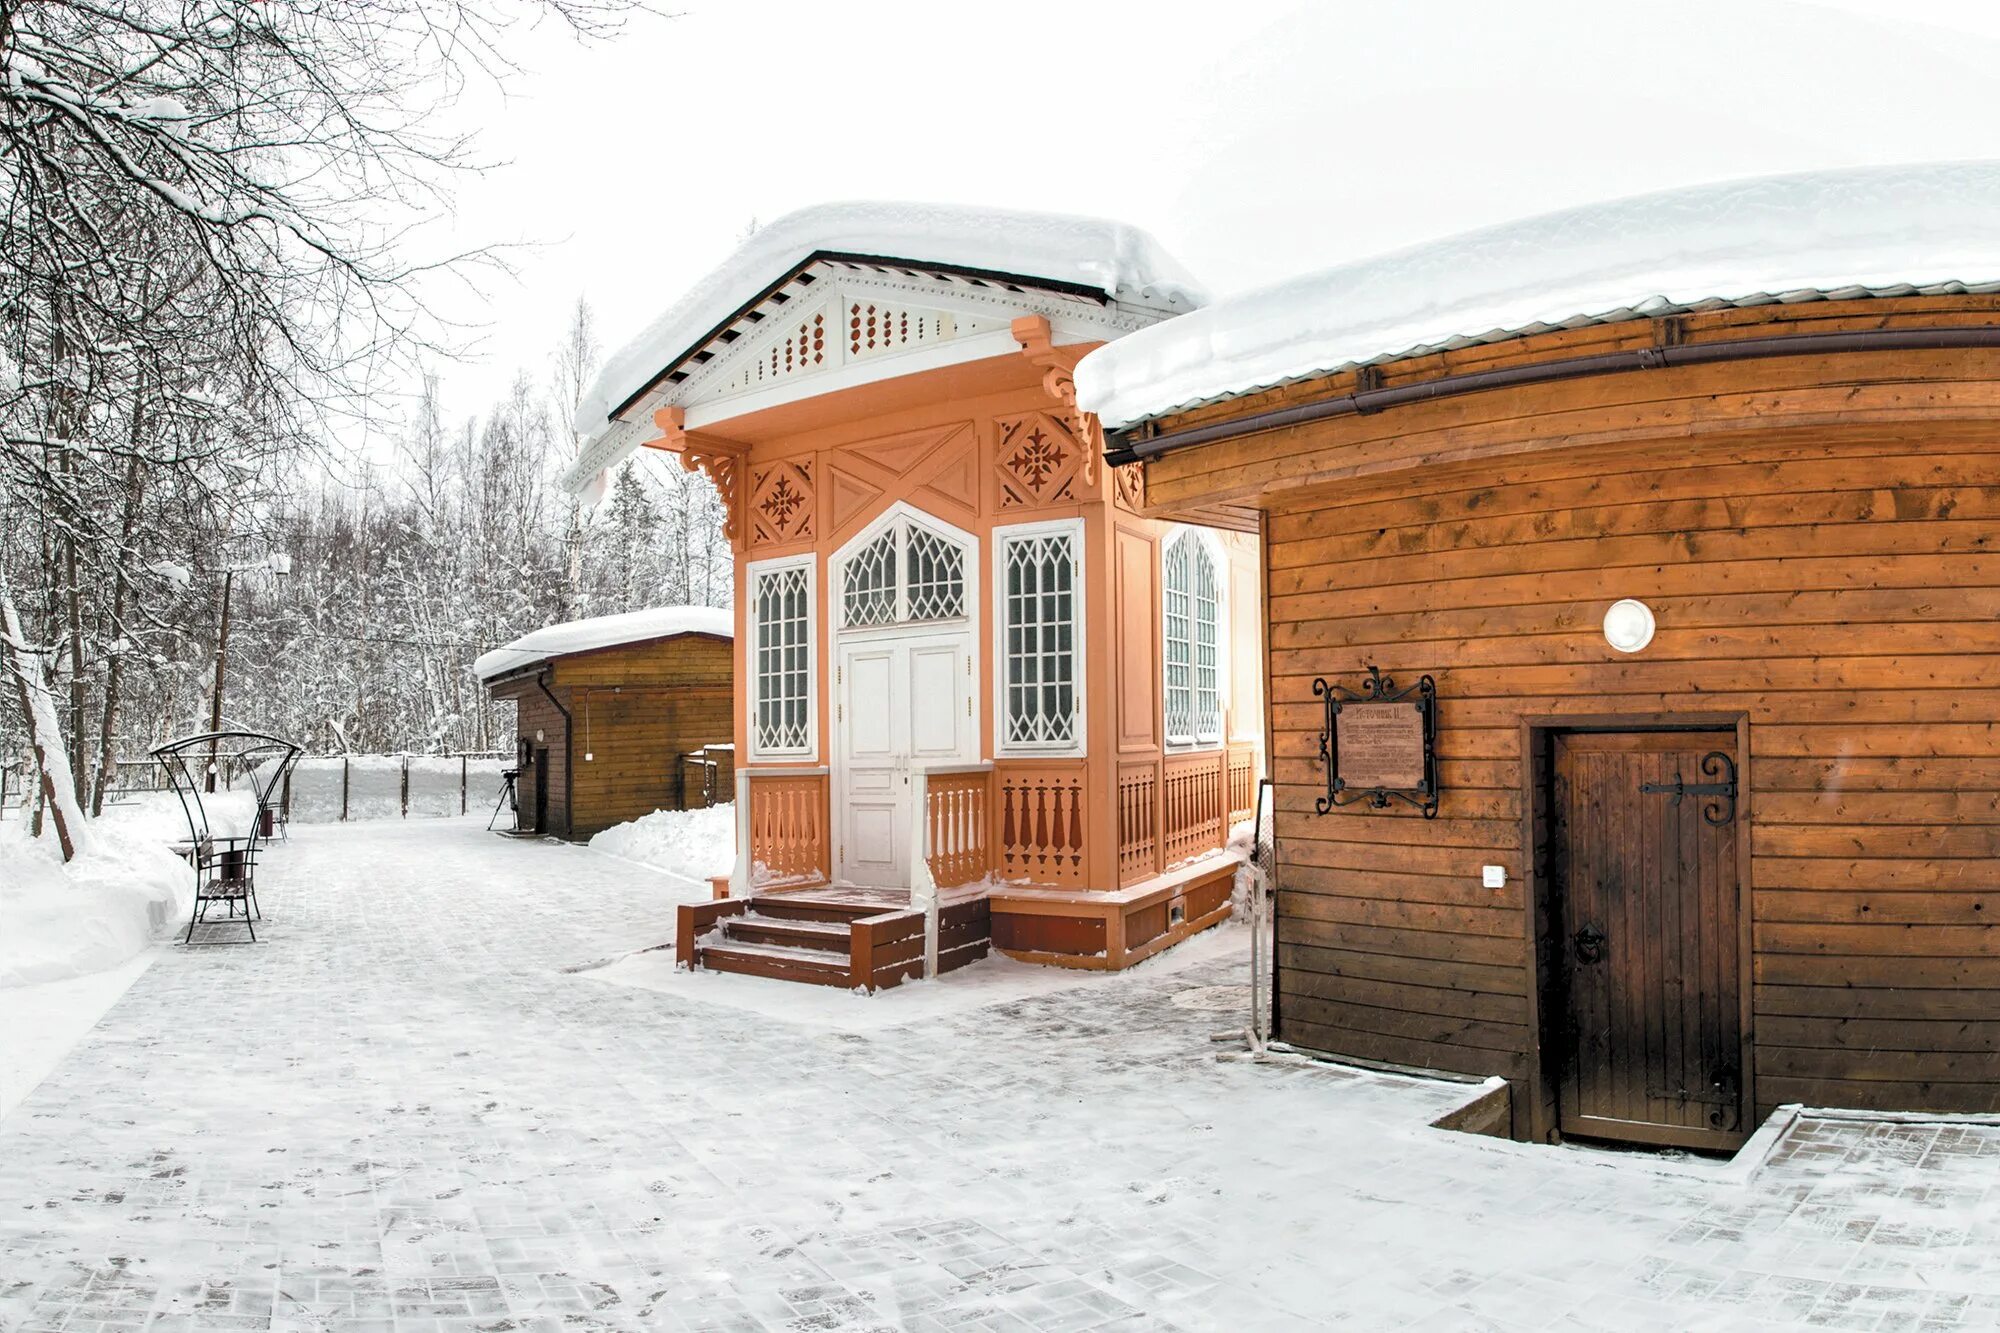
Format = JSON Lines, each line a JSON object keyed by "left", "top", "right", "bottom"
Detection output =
{"left": 0, "top": 0, "right": 657, "bottom": 821}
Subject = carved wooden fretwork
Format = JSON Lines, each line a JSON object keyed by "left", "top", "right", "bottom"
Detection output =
{"left": 994, "top": 411, "right": 1083, "bottom": 511}
{"left": 1011, "top": 315, "right": 1099, "bottom": 487}
{"left": 1112, "top": 461, "right": 1145, "bottom": 514}
{"left": 647, "top": 406, "right": 748, "bottom": 545}
{"left": 694, "top": 301, "right": 835, "bottom": 404}
{"left": 749, "top": 458, "right": 815, "bottom": 548}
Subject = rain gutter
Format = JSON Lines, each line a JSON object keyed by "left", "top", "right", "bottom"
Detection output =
{"left": 536, "top": 669, "right": 574, "bottom": 840}
{"left": 1101, "top": 325, "right": 2000, "bottom": 468}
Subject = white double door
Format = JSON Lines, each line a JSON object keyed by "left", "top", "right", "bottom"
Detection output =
{"left": 836, "top": 630, "right": 977, "bottom": 885}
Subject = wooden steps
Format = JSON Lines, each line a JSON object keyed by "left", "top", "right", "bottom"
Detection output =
{"left": 695, "top": 939, "right": 852, "bottom": 987}
{"left": 676, "top": 887, "right": 992, "bottom": 992}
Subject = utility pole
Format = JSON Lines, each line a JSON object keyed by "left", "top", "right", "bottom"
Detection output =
{"left": 204, "top": 569, "right": 235, "bottom": 793}
{"left": 205, "top": 552, "right": 291, "bottom": 792}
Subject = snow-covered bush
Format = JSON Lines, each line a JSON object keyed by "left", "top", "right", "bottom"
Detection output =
{"left": 0, "top": 819, "right": 196, "bottom": 987}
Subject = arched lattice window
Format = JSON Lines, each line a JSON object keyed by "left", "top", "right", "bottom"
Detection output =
{"left": 839, "top": 515, "right": 967, "bottom": 628}
{"left": 1163, "top": 531, "right": 1221, "bottom": 747}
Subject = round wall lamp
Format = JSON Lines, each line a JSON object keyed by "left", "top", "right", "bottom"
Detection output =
{"left": 1602, "top": 599, "right": 1657, "bottom": 653}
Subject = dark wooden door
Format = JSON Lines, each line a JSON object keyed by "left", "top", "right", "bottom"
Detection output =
{"left": 1551, "top": 730, "right": 1746, "bottom": 1151}
{"left": 532, "top": 747, "right": 549, "bottom": 833}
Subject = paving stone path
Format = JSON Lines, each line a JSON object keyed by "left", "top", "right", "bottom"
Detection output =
{"left": 3, "top": 819, "right": 1998, "bottom": 1332}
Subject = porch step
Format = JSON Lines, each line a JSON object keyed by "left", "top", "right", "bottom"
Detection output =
{"left": 749, "top": 896, "right": 901, "bottom": 926}
{"left": 695, "top": 941, "right": 852, "bottom": 988}
{"left": 719, "top": 913, "right": 851, "bottom": 954}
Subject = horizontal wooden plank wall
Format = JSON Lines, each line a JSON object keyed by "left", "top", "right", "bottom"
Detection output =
{"left": 1140, "top": 302, "right": 2000, "bottom": 1121}
{"left": 490, "top": 633, "right": 734, "bottom": 840}
{"left": 556, "top": 635, "right": 733, "bottom": 839}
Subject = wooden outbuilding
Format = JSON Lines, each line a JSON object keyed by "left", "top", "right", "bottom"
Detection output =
{"left": 1076, "top": 162, "right": 2000, "bottom": 1146}
{"left": 564, "top": 203, "right": 1264, "bottom": 989}
{"left": 476, "top": 607, "right": 733, "bottom": 840}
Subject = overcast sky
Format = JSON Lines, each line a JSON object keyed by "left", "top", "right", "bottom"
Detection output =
{"left": 398, "top": 0, "right": 2000, "bottom": 450}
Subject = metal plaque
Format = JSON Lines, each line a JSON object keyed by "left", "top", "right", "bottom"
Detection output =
{"left": 1314, "top": 664, "right": 1441, "bottom": 818}
{"left": 1336, "top": 702, "right": 1426, "bottom": 791}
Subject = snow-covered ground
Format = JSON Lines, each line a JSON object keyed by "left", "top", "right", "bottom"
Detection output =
{"left": 2, "top": 817, "right": 1997, "bottom": 1331}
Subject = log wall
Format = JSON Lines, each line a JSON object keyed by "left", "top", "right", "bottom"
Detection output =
{"left": 489, "top": 632, "right": 733, "bottom": 841}
{"left": 1138, "top": 297, "right": 2000, "bottom": 1122}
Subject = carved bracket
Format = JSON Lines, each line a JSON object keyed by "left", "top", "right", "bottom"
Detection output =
{"left": 647, "top": 405, "right": 749, "bottom": 544}
{"left": 1011, "top": 316, "right": 1098, "bottom": 487}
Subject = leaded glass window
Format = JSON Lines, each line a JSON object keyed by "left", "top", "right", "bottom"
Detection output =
{"left": 753, "top": 562, "right": 811, "bottom": 753}
{"left": 1164, "top": 532, "right": 1221, "bottom": 747}
{"left": 843, "top": 530, "right": 897, "bottom": 628}
{"left": 906, "top": 527, "right": 966, "bottom": 622}
{"left": 839, "top": 515, "right": 968, "bottom": 628}
{"left": 1002, "top": 529, "right": 1078, "bottom": 748}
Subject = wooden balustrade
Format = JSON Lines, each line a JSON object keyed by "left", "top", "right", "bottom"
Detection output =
{"left": 924, "top": 768, "right": 991, "bottom": 889}
{"left": 1116, "top": 761, "right": 1159, "bottom": 887}
{"left": 1162, "top": 750, "right": 1227, "bottom": 867}
{"left": 1227, "top": 743, "right": 1257, "bottom": 825}
{"left": 995, "top": 762, "right": 1087, "bottom": 887}
{"left": 747, "top": 772, "right": 829, "bottom": 884}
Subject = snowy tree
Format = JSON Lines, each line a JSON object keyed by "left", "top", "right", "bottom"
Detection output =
{"left": 0, "top": 0, "right": 657, "bottom": 822}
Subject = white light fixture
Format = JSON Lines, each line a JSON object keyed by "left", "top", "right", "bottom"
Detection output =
{"left": 1602, "top": 599, "right": 1656, "bottom": 653}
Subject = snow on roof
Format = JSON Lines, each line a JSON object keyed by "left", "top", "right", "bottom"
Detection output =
{"left": 1076, "top": 161, "right": 2000, "bottom": 431}
{"left": 577, "top": 201, "right": 1208, "bottom": 439}
{"left": 474, "top": 606, "right": 732, "bottom": 683}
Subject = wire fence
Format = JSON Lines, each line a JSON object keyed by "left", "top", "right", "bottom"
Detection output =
{"left": 1, "top": 751, "right": 511, "bottom": 823}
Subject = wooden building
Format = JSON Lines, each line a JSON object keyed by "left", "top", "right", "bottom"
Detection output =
{"left": 564, "top": 204, "right": 1263, "bottom": 989}
{"left": 476, "top": 607, "right": 733, "bottom": 840}
{"left": 1074, "top": 162, "right": 2000, "bottom": 1146}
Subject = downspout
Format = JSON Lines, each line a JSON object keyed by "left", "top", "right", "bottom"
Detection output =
{"left": 1103, "top": 324, "right": 2000, "bottom": 466}
{"left": 536, "top": 670, "right": 574, "bottom": 840}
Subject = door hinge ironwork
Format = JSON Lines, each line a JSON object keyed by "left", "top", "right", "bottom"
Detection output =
{"left": 1639, "top": 751, "right": 1737, "bottom": 826}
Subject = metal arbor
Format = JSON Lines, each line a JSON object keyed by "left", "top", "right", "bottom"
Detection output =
{"left": 151, "top": 730, "right": 301, "bottom": 943}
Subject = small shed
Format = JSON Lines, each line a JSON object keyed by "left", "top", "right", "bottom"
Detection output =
{"left": 475, "top": 607, "right": 733, "bottom": 840}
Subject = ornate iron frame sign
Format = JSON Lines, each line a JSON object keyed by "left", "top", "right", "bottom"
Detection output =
{"left": 1314, "top": 664, "right": 1440, "bottom": 819}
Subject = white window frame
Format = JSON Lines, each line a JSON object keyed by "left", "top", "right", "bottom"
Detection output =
{"left": 831, "top": 500, "right": 979, "bottom": 640}
{"left": 746, "top": 551, "right": 818, "bottom": 762}
{"left": 992, "top": 517, "right": 1086, "bottom": 759}
{"left": 1162, "top": 526, "right": 1228, "bottom": 752}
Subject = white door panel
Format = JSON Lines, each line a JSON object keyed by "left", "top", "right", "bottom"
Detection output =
{"left": 908, "top": 642, "right": 966, "bottom": 759}
{"left": 836, "top": 631, "right": 975, "bottom": 885}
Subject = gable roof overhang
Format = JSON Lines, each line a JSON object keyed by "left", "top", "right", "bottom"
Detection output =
{"left": 607, "top": 251, "right": 1112, "bottom": 425}
{"left": 561, "top": 255, "right": 1167, "bottom": 496}
{"left": 562, "top": 203, "right": 1207, "bottom": 499}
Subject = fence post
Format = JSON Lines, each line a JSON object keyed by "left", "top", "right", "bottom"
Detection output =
{"left": 908, "top": 767, "right": 938, "bottom": 980}
{"left": 1217, "top": 748, "right": 1230, "bottom": 852}
{"left": 341, "top": 755, "right": 350, "bottom": 822}
{"left": 730, "top": 769, "right": 752, "bottom": 897}
{"left": 400, "top": 755, "right": 409, "bottom": 818}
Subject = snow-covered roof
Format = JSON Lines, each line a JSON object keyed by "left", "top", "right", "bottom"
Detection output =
{"left": 1076, "top": 161, "right": 2000, "bottom": 431}
{"left": 474, "top": 606, "right": 732, "bottom": 683}
{"left": 576, "top": 201, "right": 1208, "bottom": 440}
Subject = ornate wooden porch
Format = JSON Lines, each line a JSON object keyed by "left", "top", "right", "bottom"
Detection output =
{"left": 696, "top": 744, "right": 1257, "bottom": 987}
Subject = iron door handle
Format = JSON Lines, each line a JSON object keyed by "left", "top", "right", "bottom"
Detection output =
{"left": 1573, "top": 922, "right": 1607, "bottom": 964}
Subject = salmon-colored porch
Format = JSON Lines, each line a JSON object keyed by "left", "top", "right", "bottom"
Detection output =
{"left": 685, "top": 743, "right": 1254, "bottom": 987}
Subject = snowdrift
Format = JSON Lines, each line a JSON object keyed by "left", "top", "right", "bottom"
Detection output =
{"left": 0, "top": 814, "right": 196, "bottom": 988}
{"left": 587, "top": 803, "right": 735, "bottom": 883}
